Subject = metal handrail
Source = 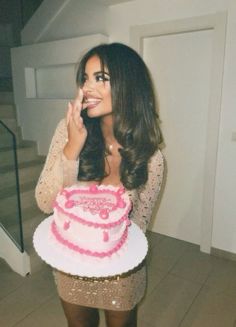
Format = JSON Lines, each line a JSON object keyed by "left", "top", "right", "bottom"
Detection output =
{"left": 0, "top": 120, "right": 24, "bottom": 252}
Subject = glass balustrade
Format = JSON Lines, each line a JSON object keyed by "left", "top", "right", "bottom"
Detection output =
{"left": 0, "top": 120, "right": 24, "bottom": 252}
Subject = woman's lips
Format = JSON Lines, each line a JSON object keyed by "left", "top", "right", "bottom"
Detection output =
{"left": 83, "top": 98, "right": 101, "bottom": 109}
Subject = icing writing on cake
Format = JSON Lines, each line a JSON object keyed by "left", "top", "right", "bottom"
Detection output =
{"left": 61, "top": 185, "right": 126, "bottom": 219}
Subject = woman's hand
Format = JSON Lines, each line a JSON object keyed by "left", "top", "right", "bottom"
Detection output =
{"left": 63, "top": 89, "right": 88, "bottom": 160}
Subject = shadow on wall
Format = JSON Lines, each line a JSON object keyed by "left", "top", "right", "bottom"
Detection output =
{"left": 0, "top": 0, "right": 43, "bottom": 91}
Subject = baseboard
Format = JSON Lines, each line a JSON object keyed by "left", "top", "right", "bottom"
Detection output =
{"left": 211, "top": 247, "right": 236, "bottom": 262}
{"left": 0, "top": 226, "right": 31, "bottom": 276}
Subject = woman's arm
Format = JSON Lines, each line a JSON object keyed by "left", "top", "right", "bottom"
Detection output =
{"left": 130, "top": 150, "right": 164, "bottom": 232}
{"left": 35, "top": 119, "right": 79, "bottom": 214}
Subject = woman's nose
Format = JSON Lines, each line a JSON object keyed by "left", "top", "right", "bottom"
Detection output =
{"left": 82, "top": 79, "right": 95, "bottom": 92}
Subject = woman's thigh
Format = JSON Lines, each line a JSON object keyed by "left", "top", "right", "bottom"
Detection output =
{"left": 60, "top": 298, "right": 99, "bottom": 327}
{"left": 104, "top": 306, "right": 137, "bottom": 327}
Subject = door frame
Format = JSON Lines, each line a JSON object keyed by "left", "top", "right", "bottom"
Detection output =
{"left": 130, "top": 12, "right": 227, "bottom": 253}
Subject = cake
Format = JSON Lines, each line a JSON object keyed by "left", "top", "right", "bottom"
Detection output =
{"left": 33, "top": 183, "right": 148, "bottom": 276}
{"left": 50, "top": 184, "right": 132, "bottom": 258}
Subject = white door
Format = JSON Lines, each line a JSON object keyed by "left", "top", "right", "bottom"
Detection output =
{"left": 143, "top": 30, "right": 212, "bottom": 245}
{"left": 130, "top": 13, "right": 227, "bottom": 249}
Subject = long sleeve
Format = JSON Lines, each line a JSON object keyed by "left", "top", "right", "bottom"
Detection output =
{"left": 129, "top": 150, "right": 164, "bottom": 232}
{"left": 35, "top": 119, "right": 79, "bottom": 214}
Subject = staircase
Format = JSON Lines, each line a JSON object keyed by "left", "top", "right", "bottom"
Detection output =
{"left": 0, "top": 92, "right": 47, "bottom": 274}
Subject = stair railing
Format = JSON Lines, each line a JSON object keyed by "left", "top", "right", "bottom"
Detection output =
{"left": 0, "top": 120, "right": 24, "bottom": 252}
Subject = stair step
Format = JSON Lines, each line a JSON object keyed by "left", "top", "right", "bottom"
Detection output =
{"left": 0, "top": 186, "right": 38, "bottom": 217}
{"left": 0, "top": 92, "right": 14, "bottom": 104}
{"left": 1, "top": 204, "right": 46, "bottom": 231}
{"left": 0, "top": 139, "right": 36, "bottom": 151}
{"left": 0, "top": 124, "right": 22, "bottom": 149}
{"left": 0, "top": 78, "right": 13, "bottom": 92}
{"left": 0, "top": 104, "right": 15, "bottom": 119}
{"left": 1, "top": 157, "right": 45, "bottom": 173}
{"left": 0, "top": 180, "right": 35, "bottom": 200}
{"left": 0, "top": 204, "right": 45, "bottom": 230}
{"left": 0, "top": 158, "right": 44, "bottom": 190}
{"left": 0, "top": 143, "right": 42, "bottom": 166}
{"left": 0, "top": 118, "right": 18, "bottom": 133}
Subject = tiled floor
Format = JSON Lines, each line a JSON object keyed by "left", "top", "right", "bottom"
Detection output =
{"left": 1, "top": 231, "right": 236, "bottom": 327}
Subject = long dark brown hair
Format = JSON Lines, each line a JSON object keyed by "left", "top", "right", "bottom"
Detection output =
{"left": 76, "top": 43, "right": 162, "bottom": 190}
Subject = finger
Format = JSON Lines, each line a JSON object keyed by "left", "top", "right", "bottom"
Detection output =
{"left": 78, "top": 88, "right": 83, "bottom": 103}
{"left": 74, "top": 88, "right": 84, "bottom": 113}
{"left": 66, "top": 101, "right": 73, "bottom": 125}
{"left": 73, "top": 107, "right": 83, "bottom": 129}
{"left": 79, "top": 88, "right": 88, "bottom": 110}
{"left": 77, "top": 116, "right": 85, "bottom": 130}
{"left": 70, "top": 101, "right": 81, "bottom": 121}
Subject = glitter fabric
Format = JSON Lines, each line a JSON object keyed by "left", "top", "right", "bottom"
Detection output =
{"left": 35, "top": 118, "right": 164, "bottom": 310}
{"left": 53, "top": 264, "right": 146, "bottom": 310}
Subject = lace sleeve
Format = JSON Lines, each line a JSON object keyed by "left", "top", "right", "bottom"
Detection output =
{"left": 35, "top": 119, "right": 79, "bottom": 214}
{"left": 130, "top": 150, "right": 164, "bottom": 232}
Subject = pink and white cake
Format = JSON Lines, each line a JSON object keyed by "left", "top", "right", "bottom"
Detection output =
{"left": 50, "top": 184, "right": 132, "bottom": 259}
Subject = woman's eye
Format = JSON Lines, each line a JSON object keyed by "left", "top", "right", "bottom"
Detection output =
{"left": 96, "top": 74, "right": 110, "bottom": 82}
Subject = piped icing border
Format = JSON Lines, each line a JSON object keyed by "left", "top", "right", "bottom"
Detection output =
{"left": 51, "top": 221, "right": 129, "bottom": 258}
{"left": 53, "top": 202, "right": 131, "bottom": 228}
{"left": 61, "top": 184, "right": 126, "bottom": 213}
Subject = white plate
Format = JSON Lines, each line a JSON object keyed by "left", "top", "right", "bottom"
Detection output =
{"left": 33, "top": 215, "right": 148, "bottom": 277}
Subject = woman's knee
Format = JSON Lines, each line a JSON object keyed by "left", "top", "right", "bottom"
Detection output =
{"left": 104, "top": 306, "right": 137, "bottom": 327}
{"left": 60, "top": 298, "right": 99, "bottom": 327}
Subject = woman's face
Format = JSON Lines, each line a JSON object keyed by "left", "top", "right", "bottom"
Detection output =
{"left": 82, "top": 55, "right": 112, "bottom": 119}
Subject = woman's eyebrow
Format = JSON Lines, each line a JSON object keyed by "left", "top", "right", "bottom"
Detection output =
{"left": 83, "top": 71, "right": 110, "bottom": 77}
{"left": 94, "top": 71, "right": 110, "bottom": 76}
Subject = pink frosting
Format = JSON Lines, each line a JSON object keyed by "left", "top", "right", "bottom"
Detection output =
{"left": 51, "top": 221, "right": 128, "bottom": 258}
{"left": 63, "top": 221, "right": 70, "bottom": 230}
{"left": 103, "top": 231, "right": 109, "bottom": 242}
{"left": 54, "top": 201, "right": 131, "bottom": 229}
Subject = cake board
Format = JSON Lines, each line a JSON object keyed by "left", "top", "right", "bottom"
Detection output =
{"left": 33, "top": 215, "right": 148, "bottom": 278}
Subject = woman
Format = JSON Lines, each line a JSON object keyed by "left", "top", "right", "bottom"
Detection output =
{"left": 35, "top": 43, "right": 164, "bottom": 327}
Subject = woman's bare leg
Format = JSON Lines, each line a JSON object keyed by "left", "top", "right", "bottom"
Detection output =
{"left": 104, "top": 306, "right": 137, "bottom": 327}
{"left": 60, "top": 298, "right": 99, "bottom": 327}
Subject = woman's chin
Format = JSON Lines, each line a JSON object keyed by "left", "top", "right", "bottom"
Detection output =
{"left": 86, "top": 108, "right": 99, "bottom": 118}
{"left": 86, "top": 108, "right": 113, "bottom": 119}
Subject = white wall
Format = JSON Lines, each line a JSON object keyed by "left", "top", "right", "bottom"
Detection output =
{"left": 21, "top": 0, "right": 134, "bottom": 44}
{"left": 13, "top": 0, "right": 236, "bottom": 254}
{"left": 21, "top": 0, "right": 109, "bottom": 44}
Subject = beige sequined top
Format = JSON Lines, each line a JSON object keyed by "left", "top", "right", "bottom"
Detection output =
{"left": 35, "top": 118, "right": 164, "bottom": 310}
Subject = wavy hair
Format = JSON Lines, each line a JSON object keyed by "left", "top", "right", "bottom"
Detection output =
{"left": 76, "top": 43, "right": 162, "bottom": 189}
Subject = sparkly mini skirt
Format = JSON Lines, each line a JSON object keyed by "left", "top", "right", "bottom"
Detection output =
{"left": 53, "top": 262, "right": 146, "bottom": 311}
